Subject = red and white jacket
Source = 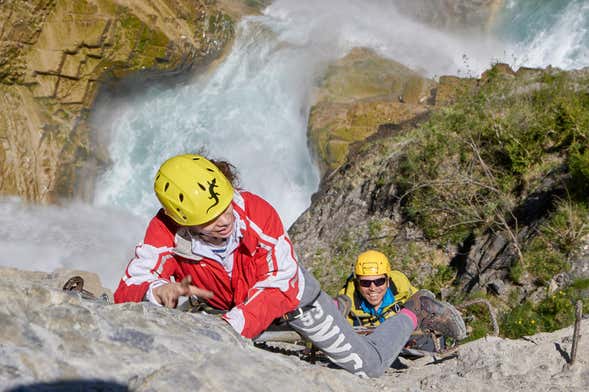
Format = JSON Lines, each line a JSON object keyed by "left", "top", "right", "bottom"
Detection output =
{"left": 114, "top": 190, "right": 306, "bottom": 338}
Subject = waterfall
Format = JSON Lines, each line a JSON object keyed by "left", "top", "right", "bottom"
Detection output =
{"left": 92, "top": 0, "right": 513, "bottom": 231}
{"left": 497, "top": 0, "right": 589, "bottom": 70}
{"left": 2, "top": 0, "right": 588, "bottom": 290}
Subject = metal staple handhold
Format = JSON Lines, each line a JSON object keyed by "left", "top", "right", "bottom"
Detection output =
{"left": 568, "top": 300, "right": 583, "bottom": 367}
{"left": 62, "top": 276, "right": 97, "bottom": 301}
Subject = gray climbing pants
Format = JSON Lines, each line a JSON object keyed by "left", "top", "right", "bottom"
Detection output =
{"left": 288, "top": 271, "right": 414, "bottom": 378}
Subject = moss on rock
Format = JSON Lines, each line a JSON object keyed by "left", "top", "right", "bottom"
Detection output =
{"left": 0, "top": 0, "right": 238, "bottom": 202}
{"left": 308, "top": 47, "right": 435, "bottom": 175}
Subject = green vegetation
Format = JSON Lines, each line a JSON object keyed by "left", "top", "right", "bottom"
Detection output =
{"left": 244, "top": 0, "right": 272, "bottom": 9}
{"left": 422, "top": 265, "right": 456, "bottom": 296}
{"left": 459, "top": 280, "right": 587, "bottom": 340}
{"left": 109, "top": 5, "right": 233, "bottom": 77}
{"left": 501, "top": 285, "right": 588, "bottom": 338}
{"left": 304, "top": 63, "right": 589, "bottom": 341}
{"left": 520, "top": 199, "right": 588, "bottom": 284}
{"left": 459, "top": 292, "right": 498, "bottom": 342}
{"left": 207, "top": 12, "right": 234, "bottom": 34}
{"left": 399, "top": 66, "right": 588, "bottom": 241}
{"left": 118, "top": 11, "right": 169, "bottom": 69}
{"left": 72, "top": 1, "right": 98, "bottom": 14}
{"left": 367, "top": 64, "right": 589, "bottom": 339}
{"left": 396, "top": 65, "right": 588, "bottom": 281}
{"left": 311, "top": 233, "right": 361, "bottom": 296}
{"left": 569, "top": 146, "right": 589, "bottom": 195}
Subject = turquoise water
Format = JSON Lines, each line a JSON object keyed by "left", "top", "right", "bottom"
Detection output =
{"left": 2, "top": 0, "right": 588, "bottom": 289}
{"left": 500, "top": 0, "right": 575, "bottom": 41}
{"left": 497, "top": 0, "right": 589, "bottom": 69}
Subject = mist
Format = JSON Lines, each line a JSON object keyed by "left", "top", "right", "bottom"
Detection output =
{"left": 0, "top": 198, "right": 145, "bottom": 291}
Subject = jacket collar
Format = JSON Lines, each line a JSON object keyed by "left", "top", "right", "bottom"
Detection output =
{"left": 359, "top": 288, "right": 395, "bottom": 315}
{"left": 173, "top": 205, "right": 249, "bottom": 262}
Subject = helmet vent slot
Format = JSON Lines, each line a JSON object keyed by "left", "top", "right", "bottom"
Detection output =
{"left": 192, "top": 157, "right": 200, "bottom": 160}
{"left": 164, "top": 182, "right": 169, "bottom": 191}
{"left": 206, "top": 168, "right": 214, "bottom": 172}
{"left": 198, "top": 183, "right": 206, "bottom": 191}
{"left": 179, "top": 193, "right": 184, "bottom": 202}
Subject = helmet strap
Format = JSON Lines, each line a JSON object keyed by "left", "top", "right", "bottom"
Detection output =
{"left": 196, "top": 231, "right": 228, "bottom": 246}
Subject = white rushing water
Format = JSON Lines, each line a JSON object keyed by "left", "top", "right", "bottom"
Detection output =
{"left": 497, "top": 0, "right": 589, "bottom": 70}
{"left": 2, "top": 0, "right": 588, "bottom": 290}
{"left": 92, "top": 0, "right": 510, "bottom": 229}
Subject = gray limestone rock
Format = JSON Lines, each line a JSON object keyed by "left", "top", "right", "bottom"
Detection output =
{"left": 0, "top": 267, "right": 371, "bottom": 391}
{"left": 1, "top": 266, "right": 588, "bottom": 392}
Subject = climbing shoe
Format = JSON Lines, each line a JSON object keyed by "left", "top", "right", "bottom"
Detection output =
{"left": 403, "top": 289, "right": 467, "bottom": 340}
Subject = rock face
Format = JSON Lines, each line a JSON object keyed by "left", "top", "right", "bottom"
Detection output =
{"left": 0, "top": 266, "right": 372, "bottom": 391}
{"left": 295, "top": 52, "right": 460, "bottom": 292}
{"left": 378, "top": 320, "right": 589, "bottom": 392}
{"left": 1, "top": 266, "right": 588, "bottom": 391}
{"left": 292, "top": 114, "right": 432, "bottom": 293}
{"left": 0, "top": 0, "right": 235, "bottom": 202}
{"left": 308, "top": 47, "right": 435, "bottom": 176}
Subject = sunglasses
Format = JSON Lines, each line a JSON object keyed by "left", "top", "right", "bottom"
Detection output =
{"left": 357, "top": 277, "right": 387, "bottom": 288}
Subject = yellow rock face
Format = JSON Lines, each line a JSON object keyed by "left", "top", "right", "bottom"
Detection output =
{"left": 0, "top": 0, "right": 237, "bottom": 202}
{"left": 308, "top": 48, "right": 436, "bottom": 175}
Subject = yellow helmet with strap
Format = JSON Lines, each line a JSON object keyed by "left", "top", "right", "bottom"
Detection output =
{"left": 154, "top": 154, "right": 234, "bottom": 226}
{"left": 354, "top": 250, "right": 391, "bottom": 276}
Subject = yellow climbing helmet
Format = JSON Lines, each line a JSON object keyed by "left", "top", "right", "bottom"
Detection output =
{"left": 154, "top": 154, "right": 234, "bottom": 226}
{"left": 354, "top": 250, "right": 391, "bottom": 276}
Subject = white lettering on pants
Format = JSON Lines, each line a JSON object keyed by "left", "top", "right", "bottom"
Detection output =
{"left": 296, "top": 300, "right": 364, "bottom": 371}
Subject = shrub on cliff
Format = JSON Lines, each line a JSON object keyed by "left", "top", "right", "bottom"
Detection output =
{"left": 394, "top": 64, "right": 589, "bottom": 337}
{"left": 399, "top": 66, "right": 589, "bottom": 244}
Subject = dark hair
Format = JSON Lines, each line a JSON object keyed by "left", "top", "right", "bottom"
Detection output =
{"left": 211, "top": 159, "right": 239, "bottom": 186}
